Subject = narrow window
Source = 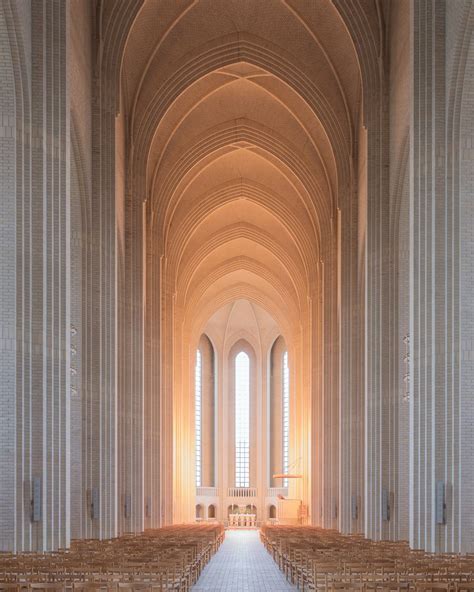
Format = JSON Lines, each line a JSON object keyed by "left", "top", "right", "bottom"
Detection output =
{"left": 282, "top": 351, "right": 290, "bottom": 487}
{"left": 235, "top": 352, "right": 250, "bottom": 487}
{"left": 195, "top": 349, "right": 202, "bottom": 487}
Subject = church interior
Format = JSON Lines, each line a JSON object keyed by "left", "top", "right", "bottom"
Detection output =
{"left": 0, "top": 0, "right": 473, "bottom": 589}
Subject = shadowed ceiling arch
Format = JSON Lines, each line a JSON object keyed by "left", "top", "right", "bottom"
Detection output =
{"left": 166, "top": 179, "right": 319, "bottom": 272}
{"left": 151, "top": 119, "right": 331, "bottom": 242}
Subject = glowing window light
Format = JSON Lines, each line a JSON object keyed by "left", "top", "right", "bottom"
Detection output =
{"left": 282, "top": 351, "right": 290, "bottom": 488}
{"left": 235, "top": 352, "right": 250, "bottom": 488}
{"left": 195, "top": 350, "right": 202, "bottom": 487}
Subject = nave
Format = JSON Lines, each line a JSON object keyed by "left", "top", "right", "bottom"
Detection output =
{"left": 1, "top": 0, "right": 474, "bottom": 584}
{"left": 192, "top": 530, "right": 295, "bottom": 592}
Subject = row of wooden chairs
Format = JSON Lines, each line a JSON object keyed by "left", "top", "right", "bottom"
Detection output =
{"left": 261, "top": 525, "right": 474, "bottom": 592}
{"left": 0, "top": 524, "right": 225, "bottom": 592}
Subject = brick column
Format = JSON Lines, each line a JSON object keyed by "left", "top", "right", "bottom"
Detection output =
{"left": 0, "top": 0, "right": 71, "bottom": 552}
{"left": 410, "top": 0, "right": 449, "bottom": 553}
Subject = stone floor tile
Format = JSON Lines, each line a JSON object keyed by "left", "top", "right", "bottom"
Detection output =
{"left": 192, "top": 529, "right": 296, "bottom": 591}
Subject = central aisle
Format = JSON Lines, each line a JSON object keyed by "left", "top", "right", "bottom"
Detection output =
{"left": 192, "top": 529, "right": 296, "bottom": 591}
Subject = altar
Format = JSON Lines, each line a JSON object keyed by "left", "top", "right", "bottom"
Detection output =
{"left": 228, "top": 513, "right": 257, "bottom": 528}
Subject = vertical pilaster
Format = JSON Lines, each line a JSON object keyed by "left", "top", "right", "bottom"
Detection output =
{"left": 0, "top": 0, "right": 71, "bottom": 552}
{"left": 88, "top": 75, "right": 118, "bottom": 541}
{"left": 339, "top": 171, "right": 364, "bottom": 534}
{"left": 0, "top": 0, "right": 19, "bottom": 553}
{"left": 455, "top": 3, "right": 474, "bottom": 553}
{"left": 28, "top": 0, "right": 71, "bottom": 551}
{"left": 364, "top": 78, "right": 391, "bottom": 542}
{"left": 410, "top": 0, "right": 448, "bottom": 553}
{"left": 321, "top": 237, "right": 339, "bottom": 528}
{"left": 144, "top": 220, "right": 161, "bottom": 528}
{"left": 118, "top": 138, "right": 144, "bottom": 535}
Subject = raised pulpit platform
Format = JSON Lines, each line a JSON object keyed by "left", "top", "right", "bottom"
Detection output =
{"left": 276, "top": 498, "right": 302, "bottom": 525}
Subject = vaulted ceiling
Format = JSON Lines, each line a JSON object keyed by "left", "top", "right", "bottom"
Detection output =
{"left": 106, "top": 0, "right": 381, "bottom": 339}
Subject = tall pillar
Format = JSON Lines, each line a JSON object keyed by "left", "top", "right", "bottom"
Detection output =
{"left": 0, "top": 0, "right": 21, "bottom": 552}
{"left": 410, "top": 0, "right": 447, "bottom": 552}
{"left": 411, "top": 0, "right": 474, "bottom": 554}
{"left": 363, "top": 80, "right": 391, "bottom": 542}
{"left": 144, "top": 230, "right": 161, "bottom": 528}
{"left": 200, "top": 336, "right": 215, "bottom": 488}
{"left": 88, "top": 60, "right": 119, "bottom": 542}
{"left": 339, "top": 171, "right": 364, "bottom": 535}
{"left": 0, "top": 0, "right": 71, "bottom": 552}
{"left": 118, "top": 126, "right": 145, "bottom": 535}
{"left": 454, "top": 2, "right": 474, "bottom": 554}
{"left": 269, "top": 337, "right": 285, "bottom": 487}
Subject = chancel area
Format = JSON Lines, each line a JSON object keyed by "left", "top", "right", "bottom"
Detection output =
{"left": 194, "top": 300, "right": 302, "bottom": 528}
{"left": 0, "top": 0, "right": 474, "bottom": 590}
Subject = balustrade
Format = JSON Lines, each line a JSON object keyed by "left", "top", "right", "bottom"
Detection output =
{"left": 196, "top": 486, "right": 218, "bottom": 497}
{"left": 227, "top": 487, "right": 257, "bottom": 497}
{"left": 267, "top": 487, "right": 288, "bottom": 497}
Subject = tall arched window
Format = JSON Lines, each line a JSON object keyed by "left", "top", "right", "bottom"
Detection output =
{"left": 282, "top": 351, "right": 290, "bottom": 487}
{"left": 235, "top": 352, "right": 250, "bottom": 487}
{"left": 195, "top": 349, "right": 202, "bottom": 487}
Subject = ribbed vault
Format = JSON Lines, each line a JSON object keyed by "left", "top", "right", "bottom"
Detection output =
{"left": 102, "top": 0, "right": 380, "bottom": 525}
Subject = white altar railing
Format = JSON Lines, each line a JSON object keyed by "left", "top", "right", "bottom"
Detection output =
{"left": 228, "top": 513, "right": 256, "bottom": 527}
{"left": 196, "top": 487, "right": 218, "bottom": 497}
{"left": 227, "top": 487, "right": 257, "bottom": 497}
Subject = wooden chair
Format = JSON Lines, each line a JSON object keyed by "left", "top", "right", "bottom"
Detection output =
{"left": 29, "top": 585, "right": 66, "bottom": 592}
{"left": 415, "top": 585, "right": 453, "bottom": 592}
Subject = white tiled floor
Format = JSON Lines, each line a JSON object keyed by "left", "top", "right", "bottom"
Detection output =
{"left": 192, "top": 529, "right": 297, "bottom": 591}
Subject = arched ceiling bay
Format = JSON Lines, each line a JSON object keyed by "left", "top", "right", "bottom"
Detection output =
{"left": 116, "top": 0, "right": 372, "bottom": 341}
{"left": 122, "top": 0, "right": 361, "bottom": 143}
{"left": 147, "top": 71, "right": 337, "bottom": 205}
{"left": 203, "top": 298, "right": 281, "bottom": 356}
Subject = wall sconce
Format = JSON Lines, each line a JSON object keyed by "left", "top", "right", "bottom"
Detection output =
{"left": 402, "top": 334, "right": 410, "bottom": 402}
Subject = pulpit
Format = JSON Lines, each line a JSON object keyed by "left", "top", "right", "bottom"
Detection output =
{"left": 272, "top": 461, "right": 304, "bottom": 525}
{"left": 276, "top": 499, "right": 301, "bottom": 525}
